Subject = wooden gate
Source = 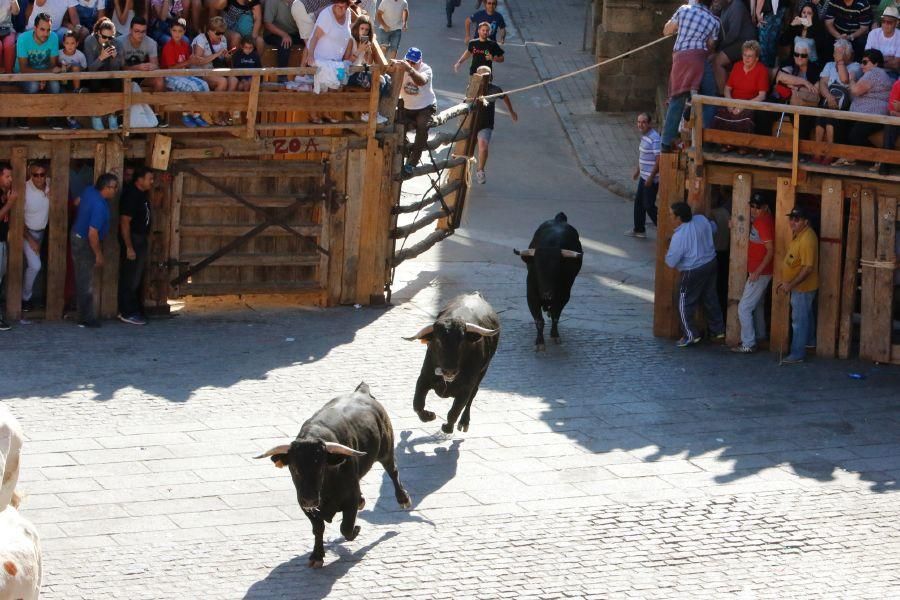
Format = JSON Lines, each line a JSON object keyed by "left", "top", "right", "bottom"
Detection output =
{"left": 168, "top": 160, "right": 333, "bottom": 303}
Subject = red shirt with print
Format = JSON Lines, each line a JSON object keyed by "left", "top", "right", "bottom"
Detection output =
{"left": 747, "top": 211, "right": 775, "bottom": 275}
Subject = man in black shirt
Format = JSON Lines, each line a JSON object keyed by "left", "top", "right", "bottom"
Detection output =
{"left": 0, "top": 163, "right": 16, "bottom": 331}
{"left": 117, "top": 167, "right": 154, "bottom": 326}
{"left": 472, "top": 66, "right": 517, "bottom": 184}
{"left": 454, "top": 21, "right": 504, "bottom": 75}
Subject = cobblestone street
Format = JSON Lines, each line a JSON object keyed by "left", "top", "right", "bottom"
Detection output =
{"left": 3, "top": 0, "right": 900, "bottom": 598}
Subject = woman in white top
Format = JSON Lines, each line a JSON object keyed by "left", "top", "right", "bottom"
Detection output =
{"left": 192, "top": 16, "right": 238, "bottom": 124}
{"left": 305, "top": 0, "right": 352, "bottom": 65}
{"left": 110, "top": 0, "right": 144, "bottom": 36}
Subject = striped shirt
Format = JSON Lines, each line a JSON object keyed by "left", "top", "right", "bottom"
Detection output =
{"left": 825, "top": 0, "right": 873, "bottom": 35}
{"left": 672, "top": 3, "right": 720, "bottom": 52}
{"left": 638, "top": 129, "right": 661, "bottom": 183}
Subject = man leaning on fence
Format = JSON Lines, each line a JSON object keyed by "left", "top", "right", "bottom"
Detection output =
{"left": 117, "top": 167, "right": 153, "bottom": 326}
{"left": 731, "top": 193, "right": 775, "bottom": 354}
{"left": 776, "top": 206, "right": 819, "bottom": 365}
{"left": 396, "top": 47, "right": 436, "bottom": 176}
{"left": 665, "top": 201, "right": 726, "bottom": 348}
{"left": 71, "top": 172, "right": 118, "bottom": 329}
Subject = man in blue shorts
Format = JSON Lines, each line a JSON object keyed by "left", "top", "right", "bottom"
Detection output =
{"left": 376, "top": 0, "right": 408, "bottom": 59}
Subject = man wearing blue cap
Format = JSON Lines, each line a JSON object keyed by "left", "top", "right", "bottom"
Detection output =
{"left": 396, "top": 47, "right": 436, "bottom": 175}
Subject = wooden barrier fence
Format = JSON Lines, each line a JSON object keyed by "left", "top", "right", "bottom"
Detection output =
{"left": 654, "top": 95, "right": 899, "bottom": 364}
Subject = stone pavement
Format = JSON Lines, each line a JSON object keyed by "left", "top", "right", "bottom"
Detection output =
{"left": 4, "top": 1, "right": 900, "bottom": 598}
{"left": 503, "top": 0, "right": 643, "bottom": 199}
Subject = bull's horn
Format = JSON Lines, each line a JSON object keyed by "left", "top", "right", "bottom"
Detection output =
{"left": 465, "top": 323, "right": 499, "bottom": 337}
{"left": 403, "top": 324, "right": 434, "bottom": 341}
{"left": 560, "top": 249, "right": 582, "bottom": 258}
{"left": 324, "top": 442, "right": 367, "bottom": 457}
{"left": 514, "top": 248, "right": 535, "bottom": 257}
{"left": 253, "top": 444, "right": 291, "bottom": 459}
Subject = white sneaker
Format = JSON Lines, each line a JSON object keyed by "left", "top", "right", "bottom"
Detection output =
{"left": 361, "top": 113, "right": 388, "bottom": 124}
{"left": 476, "top": 170, "right": 486, "bottom": 184}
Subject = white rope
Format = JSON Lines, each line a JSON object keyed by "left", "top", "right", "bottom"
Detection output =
{"left": 477, "top": 35, "right": 674, "bottom": 103}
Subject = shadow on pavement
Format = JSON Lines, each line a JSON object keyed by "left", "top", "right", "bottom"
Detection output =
{"left": 367, "top": 431, "right": 461, "bottom": 526}
{"left": 243, "top": 531, "right": 399, "bottom": 600}
{"left": 479, "top": 320, "right": 900, "bottom": 494}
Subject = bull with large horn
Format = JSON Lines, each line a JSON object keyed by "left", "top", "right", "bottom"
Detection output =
{"left": 404, "top": 292, "right": 500, "bottom": 433}
{"left": 514, "top": 212, "right": 583, "bottom": 350}
{"left": 253, "top": 382, "right": 411, "bottom": 568}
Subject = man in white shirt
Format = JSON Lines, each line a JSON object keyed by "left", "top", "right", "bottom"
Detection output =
{"left": 376, "top": 0, "right": 407, "bottom": 59}
{"left": 27, "top": 0, "right": 85, "bottom": 40}
{"left": 22, "top": 163, "right": 50, "bottom": 312}
{"left": 396, "top": 47, "right": 436, "bottom": 174}
{"left": 866, "top": 5, "right": 900, "bottom": 76}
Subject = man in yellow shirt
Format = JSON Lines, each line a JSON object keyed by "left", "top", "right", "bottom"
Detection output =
{"left": 776, "top": 207, "right": 819, "bottom": 364}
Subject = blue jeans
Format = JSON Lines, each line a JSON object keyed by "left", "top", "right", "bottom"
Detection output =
{"left": 788, "top": 290, "right": 817, "bottom": 360}
{"left": 75, "top": 5, "right": 100, "bottom": 31}
{"left": 662, "top": 61, "right": 716, "bottom": 149}
{"left": 20, "top": 80, "right": 61, "bottom": 94}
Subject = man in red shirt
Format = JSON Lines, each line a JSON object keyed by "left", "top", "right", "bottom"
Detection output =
{"left": 732, "top": 193, "right": 775, "bottom": 353}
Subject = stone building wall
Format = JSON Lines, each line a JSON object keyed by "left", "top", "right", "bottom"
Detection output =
{"left": 594, "top": 0, "right": 681, "bottom": 112}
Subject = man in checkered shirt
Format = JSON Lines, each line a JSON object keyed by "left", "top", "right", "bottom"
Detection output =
{"left": 660, "top": 0, "right": 720, "bottom": 152}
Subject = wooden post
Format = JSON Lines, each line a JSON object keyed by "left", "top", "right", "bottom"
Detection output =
{"left": 379, "top": 63, "right": 405, "bottom": 126}
{"left": 356, "top": 135, "right": 386, "bottom": 304}
{"left": 858, "top": 188, "right": 878, "bottom": 360}
{"left": 770, "top": 177, "right": 795, "bottom": 355}
{"left": 837, "top": 186, "right": 861, "bottom": 359}
{"left": 92, "top": 142, "right": 106, "bottom": 318}
{"left": 245, "top": 75, "right": 260, "bottom": 139}
{"left": 652, "top": 153, "right": 684, "bottom": 339}
{"left": 366, "top": 65, "right": 382, "bottom": 138}
{"left": 438, "top": 73, "right": 486, "bottom": 230}
{"left": 99, "top": 139, "right": 124, "bottom": 319}
{"left": 691, "top": 97, "right": 703, "bottom": 168}
{"left": 815, "top": 179, "right": 843, "bottom": 357}
{"left": 860, "top": 190, "right": 896, "bottom": 362}
{"left": 791, "top": 113, "right": 800, "bottom": 186}
{"left": 725, "top": 172, "right": 752, "bottom": 347}
{"left": 340, "top": 149, "right": 364, "bottom": 304}
{"left": 45, "top": 140, "right": 71, "bottom": 320}
{"left": 326, "top": 138, "right": 348, "bottom": 305}
{"left": 122, "top": 79, "right": 133, "bottom": 137}
{"left": 5, "top": 146, "right": 27, "bottom": 321}
{"left": 167, "top": 172, "right": 183, "bottom": 298}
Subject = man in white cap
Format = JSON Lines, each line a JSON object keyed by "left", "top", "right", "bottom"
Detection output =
{"left": 866, "top": 5, "right": 899, "bottom": 77}
{"left": 395, "top": 47, "right": 436, "bottom": 175}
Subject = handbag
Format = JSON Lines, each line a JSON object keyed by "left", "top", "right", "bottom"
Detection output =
{"left": 789, "top": 86, "right": 819, "bottom": 107}
{"left": 825, "top": 82, "right": 851, "bottom": 111}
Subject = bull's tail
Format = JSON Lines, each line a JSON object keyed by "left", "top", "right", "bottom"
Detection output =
{"left": 555, "top": 212, "right": 568, "bottom": 223}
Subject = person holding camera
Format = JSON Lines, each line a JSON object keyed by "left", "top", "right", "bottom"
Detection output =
{"left": 192, "top": 16, "right": 238, "bottom": 123}
{"left": 84, "top": 17, "right": 124, "bottom": 129}
{"left": 122, "top": 16, "right": 165, "bottom": 91}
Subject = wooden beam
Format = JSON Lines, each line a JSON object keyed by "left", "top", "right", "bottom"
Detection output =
{"left": 167, "top": 173, "right": 183, "bottom": 298}
{"left": 392, "top": 180, "right": 461, "bottom": 214}
{"left": 704, "top": 129, "right": 900, "bottom": 167}
{"left": 45, "top": 141, "right": 71, "bottom": 321}
{"left": 391, "top": 229, "right": 452, "bottom": 266}
{"left": 355, "top": 137, "right": 386, "bottom": 304}
{"left": 653, "top": 153, "right": 684, "bottom": 339}
{"left": 400, "top": 156, "right": 468, "bottom": 180}
{"left": 815, "top": 179, "right": 843, "bottom": 357}
{"left": 691, "top": 97, "right": 703, "bottom": 168}
{"left": 245, "top": 75, "right": 261, "bottom": 140}
{"left": 326, "top": 138, "right": 349, "bottom": 306}
{"left": 770, "top": 177, "right": 796, "bottom": 355}
{"left": 791, "top": 113, "right": 800, "bottom": 185}
{"left": 725, "top": 172, "right": 752, "bottom": 347}
{"left": 340, "top": 149, "right": 364, "bottom": 304}
{"left": 99, "top": 140, "right": 124, "bottom": 319}
{"left": 91, "top": 142, "right": 106, "bottom": 318}
{"left": 705, "top": 162, "right": 900, "bottom": 196}
{"left": 858, "top": 188, "right": 878, "bottom": 360}
{"left": 692, "top": 93, "right": 900, "bottom": 128}
{"left": 4, "top": 147, "right": 27, "bottom": 321}
{"left": 837, "top": 186, "right": 861, "bottom": 359}
{"left": 861, "top": 190, "right": 897, "bottom": 362}
{"left": 366, "top": 65, "right": 381, "bottom": 139}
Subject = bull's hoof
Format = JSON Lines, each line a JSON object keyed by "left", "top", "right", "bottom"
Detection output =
{"left": 535, "top": 343, "right": 546, "bottom": 352}
{"left": 397, "top": 492, "right": 412, "bottom": 509}
{"left": 551, "top": 336, "right": 561, "bottom": 344}
{"left": 358, "top": 496, "right": 365, "bottom": 510}
{"left": 457, "top": 421, "right": 469, "bottom": 432}
{"left": 417, "top": 409, "right": 436, "bottom": 423}
{"left": 308, "top": 559, "right": 324, "bottom": 569}
{"left": 441, "top": 422, "right": 454, "bottom": 434}
{"left": 343, "top": 525, "right": 361, "bottom": 541}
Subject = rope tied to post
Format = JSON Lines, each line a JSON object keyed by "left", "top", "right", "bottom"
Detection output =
{"left": 859, "top": 259, "right": 899, "bottom": 269}
{"left": 475, "top": 34, "right": 675, "bottom": 103}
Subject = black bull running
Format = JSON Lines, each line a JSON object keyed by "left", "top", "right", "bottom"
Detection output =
{"left": 515, "top": 212, "right": 583, "bottom": 350}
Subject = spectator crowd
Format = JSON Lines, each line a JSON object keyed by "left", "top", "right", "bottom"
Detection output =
{"left": 0, "top": 0, "right": 516, "bottom": 329}
{"left": 660, "top": 0, "right": 899, "bottom": 174}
